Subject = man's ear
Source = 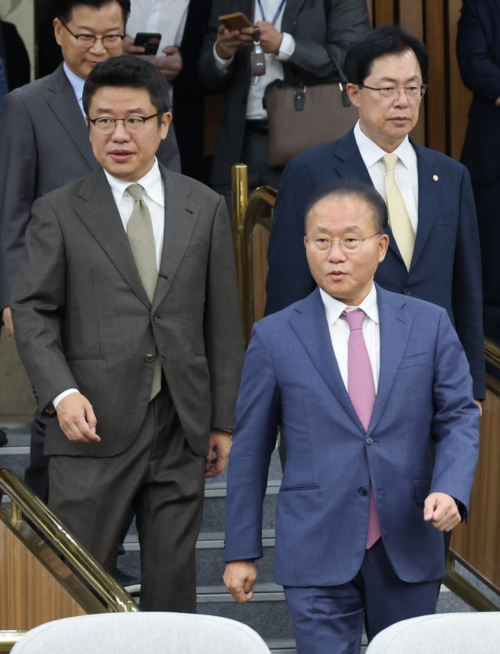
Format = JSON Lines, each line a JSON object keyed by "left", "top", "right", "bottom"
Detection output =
{"left": 346, "top": 83, "right": 361, "bottom": 109}
{"left": 53, "top": 18, "right": 63, "bottom": 47}
{"left": 160, "top": 112, "right": 172, "bottom": 140}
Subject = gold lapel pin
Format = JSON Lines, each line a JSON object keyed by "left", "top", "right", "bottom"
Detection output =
{"left": 433, "top": 175, "right": 439, "bottom": 181}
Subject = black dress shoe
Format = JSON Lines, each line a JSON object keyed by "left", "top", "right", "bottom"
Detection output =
{"left": 0, "top": 430, "right": 8, "bottom": 447}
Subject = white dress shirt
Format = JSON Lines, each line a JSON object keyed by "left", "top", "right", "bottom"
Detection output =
{"left": 320, "top": 284, "right": 380, "bottom": 393}
{"left": 127, "top": 0, "right": 189, "bottom": 55}
{"left": 354, "top": 120, "right": 419, "bottom": 234}
{"left": 213, "top": 0, "right": 296, "bottom": 120}
{"left": 63, "top": 62, "right": 86, "bottom": 117}
{"left": 53, "top": 160, "right": 165, "bottom": 408}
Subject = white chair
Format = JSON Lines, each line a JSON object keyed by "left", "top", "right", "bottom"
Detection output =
{"left": 11, "top": 612, "right": 272, "bottom": 654}
{"left": 366, "top": 612, "right": 500, "bottom": 653}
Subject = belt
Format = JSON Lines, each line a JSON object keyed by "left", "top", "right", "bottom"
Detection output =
{"left": 246, "top": 120, "right": 269, "bottom": 135}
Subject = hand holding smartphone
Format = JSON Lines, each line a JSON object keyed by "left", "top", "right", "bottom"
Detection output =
{"left": 134, "top": 32, "right": 162, "bottom": 56}
{"left": 218, "top": 12, "right": 253, "bottom": 31}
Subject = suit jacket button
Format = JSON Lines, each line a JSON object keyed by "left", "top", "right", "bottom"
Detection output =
{"left": 359, "top": 487, "right": 367, "bottom": 496}
{"left": 366, "top": 437, "right": 374, "bottom": 445}
{"left": 145, "top": 354, "right": 155, "bottom": 362}
{"left": 404, "top": 287, "right": 412, "bottom": 296}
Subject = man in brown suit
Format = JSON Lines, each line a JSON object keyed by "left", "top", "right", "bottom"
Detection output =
{"left": 11, "top": 56, "right": 243, "bottom": 611}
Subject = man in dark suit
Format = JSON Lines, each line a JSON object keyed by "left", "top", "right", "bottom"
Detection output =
{"left": 124, "top": 0, "right": 213, "bottom": 181}
{"left": 265, "top": 26, "right": 485, "bottom": 407}
{"left": 198, "top": 0, "right": 371, "bottom": 206}
{"left": 0, "top": 0, "right": 181, "bottom": 503}
{"left": 11, "top": 55, "right": 243, "bottom": 611}
{"left": 224, "top": 180, "right": 479, "bottom": 653}
{"left": 457, "top": 0, "right": 500, "bottom": 350}
{"left": 0, "top": 18, "right": 30, "bottom": 113}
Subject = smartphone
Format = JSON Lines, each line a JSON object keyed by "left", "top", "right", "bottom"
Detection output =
{"left": 218, "top": 12, "right": 253, "bottom": 31}
{"left": 134, "top": 32, "right": 162, "bottom": 55}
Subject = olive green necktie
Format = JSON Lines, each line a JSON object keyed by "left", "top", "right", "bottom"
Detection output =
{"left": 382, "top": 154, "right": 415, "bottom": 272}
{"left": 126, "top": 183, "right": 161, "bottom": 400}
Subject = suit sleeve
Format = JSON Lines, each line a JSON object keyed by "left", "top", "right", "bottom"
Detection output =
{"left": 224, "top": 323, "right": 280, "bottom": 561}
{"left": 287, "top": 0, "right": 371, "bottom": 79}
{"left": 451, "top": 166, "right": 485, "bottom": 400}
{"left": 198, "top": 0, "right": 235, "bottom": 95}
{"left": 10, "top": 198, "right": 79, "bottom": 412}
{"left": 205, "top": 195, "right": 244, "bottom": 430}
{"left": 431, "top": 308, "right": 480, "bottom": 521}
{"left": 456, "top": 0, "right": 500, "bottom": 100}
{"left": 264, "top": 156, "right": 317, "bottom": 315}
{"left": 0, "top": 92, "right": 37, "bottom": 311}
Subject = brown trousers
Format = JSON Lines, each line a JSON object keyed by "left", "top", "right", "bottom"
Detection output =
{"left": 48, "top": 382, "right": 205, "bottom": 611}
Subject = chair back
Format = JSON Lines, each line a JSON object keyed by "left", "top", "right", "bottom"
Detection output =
{"left": 366, "top": 613, "right": 500, "bottom": 653}
{"left": 11, "top": 612, "right": 272, "bottom": 654}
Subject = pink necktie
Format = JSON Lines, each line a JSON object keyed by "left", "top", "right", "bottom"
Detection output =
{"left": 341, "top": 309, "right": 381, "bottom": 550}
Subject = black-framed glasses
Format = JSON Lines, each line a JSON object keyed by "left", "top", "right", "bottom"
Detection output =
{"left": 305, "top": 233, "right": 381, "bottom": 254}
{"left": 61, "top": 20, "right": 124, "bottom": 49}
{"left": 87, "top": 113, "right": 162, "bottom": 133}
{"left": 359, "top": 84, "right": 427, "bottom": 100}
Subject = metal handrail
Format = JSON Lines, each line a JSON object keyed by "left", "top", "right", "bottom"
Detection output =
{"left": 484, "top": 336, "right": 500, "bottom": 370}
{"left": 231, "top": 164, "right": 276, "bottom": 345}
{"left": 0, "top": 469, "right": 139, "bottom": 614}
{"left": 0, "top": 632, "right": 25, "bottom": 653}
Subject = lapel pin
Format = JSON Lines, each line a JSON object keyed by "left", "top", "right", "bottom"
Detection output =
{"left": 433, "top": 175, "right": 439, "bottom": 181}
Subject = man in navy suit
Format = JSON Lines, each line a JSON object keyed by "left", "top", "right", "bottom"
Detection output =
{"left": 224, "top": 180, "right": 480, "bottom": 654}
{"left": 265, "top": 26, "right": 485, "bottom": 406}
{"left": 457, "top": 0, "right": 500, "bottom": 351}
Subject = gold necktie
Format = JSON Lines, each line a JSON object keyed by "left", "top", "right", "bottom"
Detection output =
{"left": 126, "top": 184, "right": 161, "bottom": 400}
{"left": 382, "top": 154, "right": 415, "bottom": 271}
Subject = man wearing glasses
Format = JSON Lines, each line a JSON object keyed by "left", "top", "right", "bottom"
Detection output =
{"left": 0, "top": 0, "right": 180, "bottom": 507}
{"left": 265, "top": 26, "right": 485, "bottom": 417}
{"left": 10, "top": 56, "right": 243, "bottom": 611}
{"left": 224, "top": 179, "right": 479, "bottom": 653}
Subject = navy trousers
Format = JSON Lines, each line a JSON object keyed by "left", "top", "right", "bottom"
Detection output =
{"left": 284, "top": 539, "right": 440, "bottom": 654}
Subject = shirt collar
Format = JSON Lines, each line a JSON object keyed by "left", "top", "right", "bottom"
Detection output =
{"left": 104, "top": 159, "right": 164, "bottom": 208}
{"left": 320, "top": 283, "right": 379, "bottom": 327}
{"left": 63, "top": 62, "right": 86, "bottom": 105}
{"left": 354, "top": 120, "right": 414, "bottom": 171}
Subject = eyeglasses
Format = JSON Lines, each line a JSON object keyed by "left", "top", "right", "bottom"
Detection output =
{"left": 88, "top": 113, "right": 162, "bottom": 134}
{"left": 306, "top": 233, "right": 381, "bottom": 254}
{"left": 360, "top": 84, "right": 427, "bottom": 100}
{"left": 61, "top": 20, "right": 124, "bottom": 49}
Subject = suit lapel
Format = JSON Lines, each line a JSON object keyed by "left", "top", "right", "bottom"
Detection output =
{"left": 46, "top": 65, "right": 97, "bottom": 171}
{"left": 281, "top": 0, "right": 307, "bottom": 32}
{"left": 290, "top": 289, "right": 365, "bottom": 432}
{"left": 152, "top": 166, "right": 200, "bottom": 311}
{"left": 367, "top": 286, "right": 413, "bottom": 435}
{"left": 75, "top": 170, "right": 151, "bottom": 308}
{"left": 411, "top": 140, "right": 443, "bottom": 270}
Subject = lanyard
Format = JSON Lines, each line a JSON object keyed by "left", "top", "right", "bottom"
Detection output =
{"left": 257, "top": 0, "right": 287, "bottom": 25}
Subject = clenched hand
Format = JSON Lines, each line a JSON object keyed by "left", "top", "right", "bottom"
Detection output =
{"left": 56, "top": 392, "right": 100, "bottom": 443}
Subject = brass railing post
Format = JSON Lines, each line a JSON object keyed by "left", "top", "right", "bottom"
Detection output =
{"left": 231, "top": 164, "right": 248, "bottom": 312}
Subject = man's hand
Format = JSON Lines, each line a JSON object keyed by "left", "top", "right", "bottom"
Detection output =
{"left": 424, "top": 492, "right": 461, "bottom": 531}
{"left": 2, "top": 307, "right": 14, "bottom": 338}
{"left": 56, "top": 392, "right": 101, "bottom": 443}
{"left": 223, "top": 560, "right": 257, "bottom": 602}
{"left": 474, "top": 399, "right": 483, "bottom": 417}
{"left": 153, "top": 46, "right": 183, "bottom": 81}
{"left": 123, "top": 34, "right": 147, "bottom": 55}
{"left": 215, "top": 24, "right": 254, "bottom": 60}
{"left": 205, "top": 429, "right": 232, "bottom": 478}
{"left": 255, "top": 21, "right": 283, "bottom": 54}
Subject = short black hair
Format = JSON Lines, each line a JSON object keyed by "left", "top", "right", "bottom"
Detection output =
{"left": 345, "top": 25, "right": 428, "bottom": 84}
{"left": 83, "top": 55, "right": 170, "bottom": 119}
{"left": 304, "top": 179, "right": 388, "bottom": 234}
{"left": 55, "top": 0, "right": 130, "bottom": 28}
